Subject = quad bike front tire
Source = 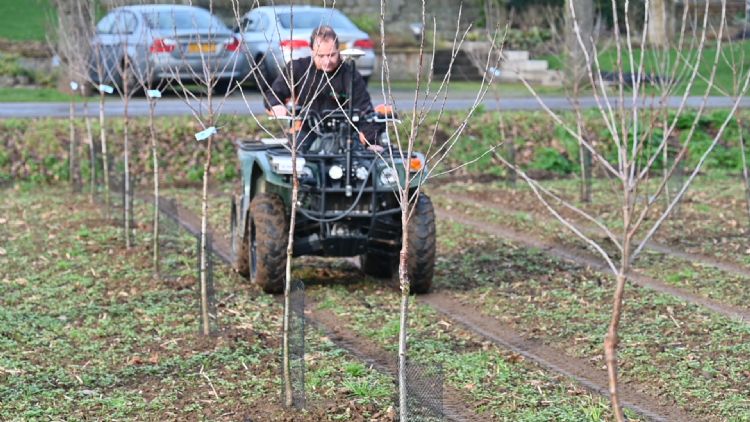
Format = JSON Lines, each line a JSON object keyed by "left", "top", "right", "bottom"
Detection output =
{"left": 248, "top": 193, "right": 288, "bottom": 294}
{"left": 406, "top": 193, "right": 436, "bottom": 294}
{"left": 230, "top": 195, "right": 250, "bottom": 276}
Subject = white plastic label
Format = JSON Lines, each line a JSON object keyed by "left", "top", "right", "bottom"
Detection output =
{"left": 146, "top": 89, "right": 162, "bottom": 99}
{"left": 98, "top": 84, "right": 114, "bottom": 94}
{"left": 70, "top": 81, "right": 79, "bottom": 91}
{"left": 195, "top": 126, "right": 217, "bottom": 141}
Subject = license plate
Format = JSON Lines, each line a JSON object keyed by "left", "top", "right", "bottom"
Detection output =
{"left": 187, "top": 43, "right": 216, "bottom": 54}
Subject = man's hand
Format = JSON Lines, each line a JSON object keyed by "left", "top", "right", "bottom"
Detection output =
{"left": 270, "top": 105, "right": 288, "bottom": 118}
{"left": 359, "top": 132, "right": 384, "bottom": 153}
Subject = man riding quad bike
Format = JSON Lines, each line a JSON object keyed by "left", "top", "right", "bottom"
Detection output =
{"left": 230, "top": 104, "right": 436, "bottom": 294}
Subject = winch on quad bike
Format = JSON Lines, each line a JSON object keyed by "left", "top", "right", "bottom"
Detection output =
{"left": 229, "top": 104, "right": 436, "bottom": 294}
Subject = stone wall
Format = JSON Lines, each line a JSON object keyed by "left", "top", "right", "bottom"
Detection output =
{"left": 371, "top": 49, "right": 433, "bottom": 82}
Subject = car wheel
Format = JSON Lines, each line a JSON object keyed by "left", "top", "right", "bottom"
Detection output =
{"left": 406, "top": 193, "right": 436, "bottom": 294}
{"left": 248, "top": 193, "right": 288, "bottom": 294}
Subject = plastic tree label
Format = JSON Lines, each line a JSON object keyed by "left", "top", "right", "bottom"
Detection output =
{"left": 195, "top": 126, "right": 217, "bottom": 141}
{"left": 98, "top": 84, "right": 114, "bottom": 94}
{"left": 70, "top": 81, "right": 79, "bottom": 91}
{"left": 146, "top": 89, "right": 162, "bottom": 99}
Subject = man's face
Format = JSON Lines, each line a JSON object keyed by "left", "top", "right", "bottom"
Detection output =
{"left": 312, "top": 38, "right": 340, "bottom": 73}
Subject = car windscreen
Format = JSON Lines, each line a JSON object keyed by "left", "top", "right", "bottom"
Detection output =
{"left": 143, "top": 9, "right": 227, "bottom": 31}
{"left": 277, "top": 11, "right": 357, "bottom": 30}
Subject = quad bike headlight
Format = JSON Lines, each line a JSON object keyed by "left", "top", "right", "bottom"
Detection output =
{"left": 355, "top": 166, "right": 369, "bottom": 180}
{"left": 328, "top": 165, "right": 344, "bottom": 180}
{"left": 378, "top": 168, "right": 398, "bottom": 186}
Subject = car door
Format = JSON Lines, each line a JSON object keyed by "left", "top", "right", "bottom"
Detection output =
{"left": 238, "top": 11, "right": 271, "bottom": 62}
{"left": 91, "top": 13, "right": 117, "bottom": 83}
{"left": 94, "top": 11, "right": 138, "bottom": 85}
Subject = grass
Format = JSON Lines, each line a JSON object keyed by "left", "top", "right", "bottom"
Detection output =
{"left": 0, "top": 186, "right": 396, "bottom": 419}
{"left": 0, "top": 87, "right": 72, "bottom": 102}
{"left": 542, "top": 39, "right": 750, "bottom": 96}
{"left": 304, "top": 284, "right": 626, "bottom": 421}
{"left": 0, "top": 0, "right": 52, "bottom": 41}
{"left": 435, "top": 221, "right": 750, "bottom": 421}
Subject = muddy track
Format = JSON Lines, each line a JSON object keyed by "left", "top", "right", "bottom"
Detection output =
{"left": 157, "top": 196, "right": 699, "bottom": 421}
{"left": 442, "top": 191, "right": 750, "bottom": 281}
{"left": 436, "top": 206, "right": 750, "bottom": 323}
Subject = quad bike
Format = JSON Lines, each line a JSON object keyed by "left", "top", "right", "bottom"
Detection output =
{"left": 230, "top": 51, "right": 435, "bottom": 294}
{"left": 229, "top": 105, "right": 436, "bottom": 294}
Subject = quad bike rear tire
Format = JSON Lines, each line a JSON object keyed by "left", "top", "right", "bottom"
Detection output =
{"left": 248, "top": 193, "right": 288, "bottom": 294}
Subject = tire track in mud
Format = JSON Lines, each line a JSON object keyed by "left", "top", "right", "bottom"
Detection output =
{"left": 442, "top": 191, "right": 750, "bottom": 281}
{"left": 153, "top": 196, "right": 481, "bottom": 421}
{"left": 421, "top": 292, "right": 697, "bottom": 422}
{"left": 436, "top": 206, "right": 750, "bottom": 323}
{"left": 159, "top": 195, "right": 696, "bottom": 420}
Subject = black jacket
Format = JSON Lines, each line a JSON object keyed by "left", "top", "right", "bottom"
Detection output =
{"left": 264, "top": 56, "right": 379, "bottom": 142}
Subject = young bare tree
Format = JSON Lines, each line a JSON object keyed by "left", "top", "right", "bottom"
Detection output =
{"left": 163, "top": 1, "right": 247, "bottom": 335}
{"left": 232, "top": 1, "right": 503, "bottom": 411}
{"left": 233, "top": 2, "right": 322, "bottom": 405}
{"left": 108, "top": 0, "right": 142, "bottom": 249}
{"left": 48, "top": 1, "right": 87, "bottom": 193}
{"left": 129, "top": 1, "right": 170, "bottom": 275}
{"left": 718, "top": 7, "right": 750, "bottom": 227}
{"left": 373, "top": 3, "right": 505, "bottom": 416}
{"left": 82, "top": 1, "right": 117, "bottom": 218}
{"left": 50, "top": 0, "right": 100, "bottom": 204}
{"left": 509, "top": 1, "right": 750, "bottom": 419}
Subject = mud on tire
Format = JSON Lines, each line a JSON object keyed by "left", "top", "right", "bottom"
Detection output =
{"left": 231, "top": 195, "right": 249, "bottom": 276}
{"left": 249, "top": 193, "right": 288, "bottom": 294}
{"left": 406, "top": 193, "right": 436, "bottom": 294}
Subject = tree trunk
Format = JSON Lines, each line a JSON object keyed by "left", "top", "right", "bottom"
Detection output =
{"left": 605, "top": 270, "right": 627, "bottom": 422}
{"left": 99, "top": 92, "right": 110, "bottom": 218}
{"left": 647, "top": 0, "right": 671, "bottom": 48}
{"left": 83, "top": 100, "right": 95, "bottom": 204}
{"left": 282, "top": 141, "right": 299, "bottom": 407}
{"left": 149, "top": 102, "right": 160, "bottom": 277}
{"left": 200, "top": 137, "right": 213, "bottom": 336}
{"left": 68, "top": 93, "right": 79, "bottom": 193}
{"left": 123, "top": 81, "right": 131, "bottom": 249}
{"left": 564, "top": 0, "right": 595, "bottom": 87}
{"left": 398, "top": 189, "right": 411, "bottom": 421}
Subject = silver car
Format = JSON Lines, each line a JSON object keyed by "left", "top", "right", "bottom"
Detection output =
{"left": 91, "top": 5, "right": 249, "bottom": 91}
{"left": 236, "top": 6, "right": 376, "bottom": 86}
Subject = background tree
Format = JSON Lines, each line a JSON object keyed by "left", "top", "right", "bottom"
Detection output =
{"left": 512, "top": 0, "right": 749, "bottom": 419}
